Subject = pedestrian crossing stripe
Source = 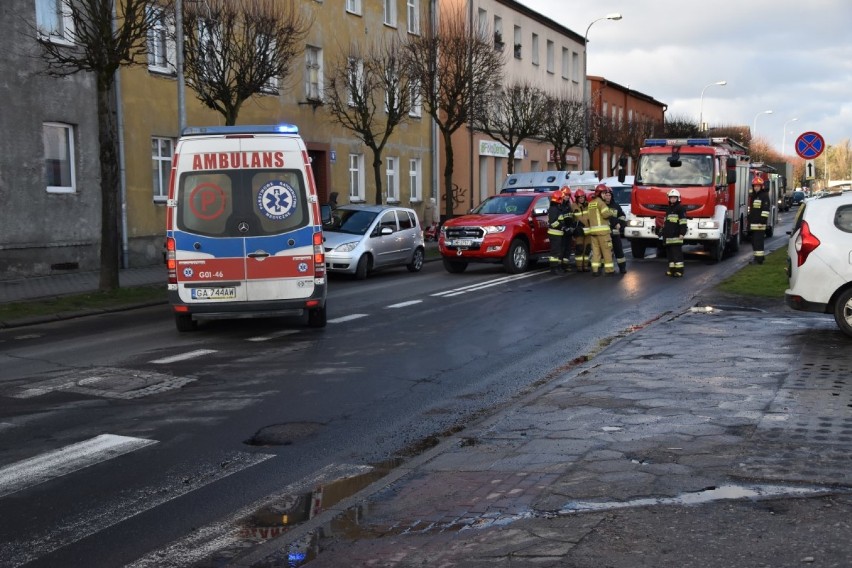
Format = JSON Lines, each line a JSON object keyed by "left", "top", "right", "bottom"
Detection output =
{"left": 0, "top": 434, "right": 158, "bottom": 498}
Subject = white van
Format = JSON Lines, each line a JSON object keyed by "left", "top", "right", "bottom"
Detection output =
{"left": 164, "top": 124, "right": 327, "bottom": 331}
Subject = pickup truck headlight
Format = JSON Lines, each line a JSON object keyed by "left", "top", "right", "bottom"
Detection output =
{"left": 483, "top": 225, "right": 506, "bottom": 234}
{"left": 697, "top": 220, "right": 719, "bottom": 229}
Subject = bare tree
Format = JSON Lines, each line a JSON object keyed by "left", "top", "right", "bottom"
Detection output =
{"left": 36, "top": 0, "right": 163, "bottom": 291}
{"left": 324, "top": 38, "right": 413, "bottom": 205}
{"left": 662, "top": 113, "right": 700, "bottom": 138}
{"left": 618, "top": 116, "right": 657, "bottom": 170}
{"left": 475, "top": 81, "right": 547, "bottom": 175}
{"left": 404, "top": 4, "right": 503, "bottom": 218}
{"left": 180, "top": 0, "right": 310, "bottom": 125}
{"left": 540, "top": 90, "right": 584, "bottom": 171}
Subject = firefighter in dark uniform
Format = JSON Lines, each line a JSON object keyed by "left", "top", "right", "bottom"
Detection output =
{"left": 547, "top": 190, "right": 569, "bottom": 274}
{"left": 661, "top": 189, "right": 688, "bottom": 277}
{"left": 598, "top": 183, "right": 628, "bottom": 274}
{"left": 558, "top": 186, "right": 576, "bottom": 272}
{"left": 748, "top": 175, "right": 770, "bottom": 264}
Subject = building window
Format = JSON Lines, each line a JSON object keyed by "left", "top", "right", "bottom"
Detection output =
{"left": 477, "top": 8, "right": 487, "bottom": 35}
{"left": 531, "top": 33, "right": 539, "bottom": 66}
{"left": 147, "top": 5, "right": 173, "bottom": 72}
{"left": 44, "top": 122, "right": 75, "bottom": 193}
{"left": 493, "top": 15, "right": 503, "bottom": 50}
{"left": 546, "top": 40, "right": 554, "bottom": 74}
{"left": 305, "top": 46, "right": 322, "bottom": 101}
{"left": 513, "top": 25, "right": 521, "bottom": 59}
{"left": 386, "top": 156, "right": 399, "bottom": 202}
{"left": 152, "top": 137, "right": 174, "bottom": 201}
{"left": 383, "top": 0, "right": 396, "bottom": 27}
{"left": 407, "top": 0, "right": 419, "bottom": 34}
{"left": 349, "top": 154, "right": 365, "bottom": 201}
{"left": 259, "top": 35, "right": 278, "bottom": 94}
{"left": 561, "top": 47, "right": 570, "bottom": 79}
{"left": 409, "top": 79, "right": 421, "bottom": 117}
{"left": 347, "top": 57, "right": 363, "bottom": 106}
{"left": 572, "top": 51, "right": 580, "bottom": 83}
{"left": 36, "top": 0, "right": 74, "bottom": 43}
{"left": 345, "top": 0, "right": 361, "bottom": 15}
{"left": 409, "top": 158, "right": 421, "bottom": 201}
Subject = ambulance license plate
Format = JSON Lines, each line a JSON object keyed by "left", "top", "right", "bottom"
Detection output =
{"left": 191, "top": 287, "right": 236, "bottom": 300}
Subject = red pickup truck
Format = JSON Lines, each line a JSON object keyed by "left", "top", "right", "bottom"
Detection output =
{"left": 438, "top": 191, "right": 551, "bottom": 273}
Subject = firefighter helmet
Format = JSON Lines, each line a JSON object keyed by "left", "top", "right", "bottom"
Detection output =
{"left": 595, "top": 183, "right": 610, "bottom": 196}
{"left": 751, "top": 175, "right": 765, "bottom": 186}
{"left": 574, "top": 189, "right": 587, "bottom": 200}
{"left": 560, "top": 185, "right": 572, "bottom": 199}
{"left": 550, "top": 190, "right": 563, "bottom": 203}
{"left": 667, "top": 189, "right": 681, "bottom": 199}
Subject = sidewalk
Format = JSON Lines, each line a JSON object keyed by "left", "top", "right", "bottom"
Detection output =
{"left": 227, "top": 295, "right": 852, "bottom": 567}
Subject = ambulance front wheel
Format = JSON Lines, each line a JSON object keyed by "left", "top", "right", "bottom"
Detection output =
{"left": 175, "top": 314, "right": 197, "bottom": 332}
{"left": 308, "top": 304, "right": 327, "bottom": 328}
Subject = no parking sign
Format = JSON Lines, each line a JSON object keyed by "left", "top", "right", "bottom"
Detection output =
{"left": 795, "top": 131, "right": 825, "bottom": 159}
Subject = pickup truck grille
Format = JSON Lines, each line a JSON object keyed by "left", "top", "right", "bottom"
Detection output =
{"left": 444, "top": 226, "right": 485, "bottom": 239}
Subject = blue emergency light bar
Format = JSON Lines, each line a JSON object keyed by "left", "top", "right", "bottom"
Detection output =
{"left": 181, "top": 124, "right": 299, "bottom": 136}
{"left": 644, "top": 138, "right": 713, "bottom": 147}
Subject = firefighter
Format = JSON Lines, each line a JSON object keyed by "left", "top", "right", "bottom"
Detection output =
{"left": 546, "top": 190, "right": 569, "bottom": 274}
{"left": 661, "top": 189, "right": 688, "bottom": 277}
{"left": 572, "top": 189, "right": 591, "bottom": 272}
{"left": 598, "top": 183, "right": 628, "bottom": 274}
{"left": 558, "top": 186, "right": 576, "bottom": 272}
{"left": 748, "top": 175, "right": 770, "bottom": 265}
{"left": 586, "top": 185, "right": 615, "bottom": 276}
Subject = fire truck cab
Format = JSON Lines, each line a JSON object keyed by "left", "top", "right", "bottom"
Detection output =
{"left": 626, "top": 137, "right": 750, "bottom": 262}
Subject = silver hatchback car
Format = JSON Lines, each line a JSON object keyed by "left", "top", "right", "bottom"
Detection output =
{"left": 324, "top": 204, "right": 425, "bottom": 279}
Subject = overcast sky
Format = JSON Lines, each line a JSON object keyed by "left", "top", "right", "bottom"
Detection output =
{"left": 517, "top": 0, "right": 852, "bottom": 156}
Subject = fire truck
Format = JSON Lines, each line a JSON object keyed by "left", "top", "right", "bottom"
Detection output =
{"left": 625, "top": 137, "right": 751, "bottom": 262}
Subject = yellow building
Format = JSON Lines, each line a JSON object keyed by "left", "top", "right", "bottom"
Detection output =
{"left": 119, "top": 0, "right": 436, "bottom": 267}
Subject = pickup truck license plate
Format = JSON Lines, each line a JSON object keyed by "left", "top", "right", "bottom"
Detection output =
{"left": 191, "top": 287, "right": 237, "bottom": 300}
{"left": 451, "top": 239, "right": 473, "bottom": 247}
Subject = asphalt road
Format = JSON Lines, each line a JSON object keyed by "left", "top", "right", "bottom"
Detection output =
{"left": 0, "top": 228, "right": 791, "bottom": 568}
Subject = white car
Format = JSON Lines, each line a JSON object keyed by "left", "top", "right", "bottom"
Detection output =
{"left": 323, "top": 204, "right": 425, "bottom": 279}
{"left": 785, "top": 190, "right": 852, "bottom": 337}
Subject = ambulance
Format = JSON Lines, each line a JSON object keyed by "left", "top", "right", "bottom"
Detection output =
{"left": 164, "top": 124, "right": 327, "bottom": 331}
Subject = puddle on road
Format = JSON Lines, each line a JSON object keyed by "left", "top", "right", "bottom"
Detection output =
{"left": 194, "top": 458, "right": 403, "bottom": 567}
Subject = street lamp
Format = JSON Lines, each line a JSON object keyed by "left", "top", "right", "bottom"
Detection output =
{"left": 782, "top": 117, "right": 798, "bottom": 156}
{"left": 176, "top": 0, "right": 187, "bottom": 133}
{"left": 752, "top": 109, "right": 773, "bottom": 138}
{"left": 582, "top": 12, "right": 622, "bottom": 171}
{"left": 698, "top": 80, "right": 726, "bottom": 132}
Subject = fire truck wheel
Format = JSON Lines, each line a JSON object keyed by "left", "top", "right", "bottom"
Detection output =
{"left": 503, "top": 239, "right": 529, "bottom": 273}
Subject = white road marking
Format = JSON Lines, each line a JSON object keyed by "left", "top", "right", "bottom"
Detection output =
{"left": 432, "top": 270, "right": 543, "bottom": 298}
{"left": 328, "top": 313, "right": 368, "bottom": 324}
{"left": 386, "top": 300, "right": 423, "bottom": 309}
{"left": 247, "top": 330, "right": 300, "bottom": 342}
{"left": 1, "top": 450, "right": 274, "bottom": 568}
{"left": 150, "top": 349, "right": 217, "bottom": 364}
{"left": 0, "top": 434, "right": 158, "bottom": 498}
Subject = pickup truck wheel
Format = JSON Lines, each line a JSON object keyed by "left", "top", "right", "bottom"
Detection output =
{"left": 443, "top": 258, "right": 468, "bottom": 273}
{"left": 833, "top": 288, "right": 852, "bottom": 338}
{"left": 630, "top": 241, "right": 646, "bottom": 259}
{"left": 503, "top": 239, "right": 529, "bottom": 273}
